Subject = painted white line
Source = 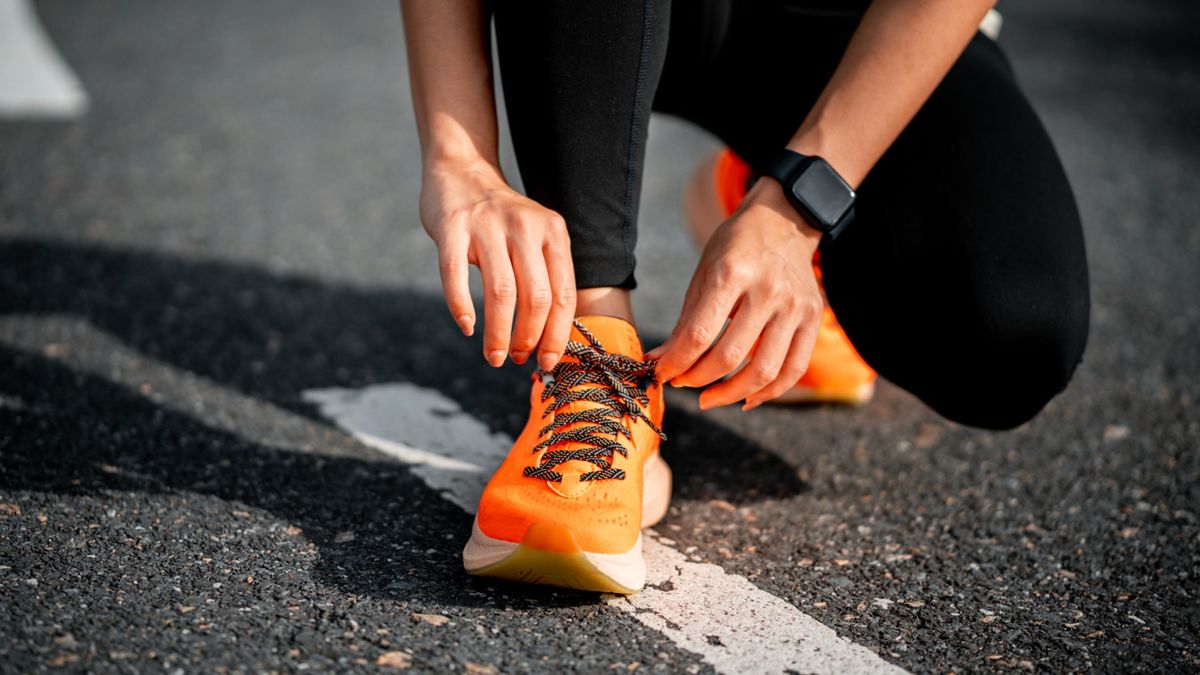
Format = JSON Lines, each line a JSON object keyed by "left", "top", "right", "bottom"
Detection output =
{"left": 630, "top": 543, "right": 900, "bottom": 674}
{"left": 0, "top": 0, "right": 89, "bottom": 118}
{"left": 0, "top": 315, "right": 360, "bottom": 458}
{"left": 979, "top": 8, "right": 1003, "bottom": 41}
{"left": 0, "top": 315, "right": 905, "bottom": 674}
{"left": 304, "top": 384, "right": 505, "bottom": 513}
{"left": 306, "top": 384, "right": 907, "bottom": 675}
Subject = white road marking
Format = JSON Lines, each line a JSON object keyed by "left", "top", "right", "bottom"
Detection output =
{"left": 0, "top": 315, "right": 360, "bottom": 459}
{"left": 978, "top": 8, "right": 1003, "bottom": 41}
{"left": 0, "top": 0, "right": 89, "bottom": 118}
{"left": 632, "top": 545, "right": 901, "bottom": 674}
{"left": 304, "top": 385, "right": 504, "bottom": 513}
{"left": 1, "top": 315, "right": 906, "bottom": 674}
{"left": 306, "top": 384, "right": 907, "bottom": 675}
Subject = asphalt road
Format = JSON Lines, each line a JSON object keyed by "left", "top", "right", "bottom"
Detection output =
{"left": 2, "top": 0, "right": 1198, "bottom": 672}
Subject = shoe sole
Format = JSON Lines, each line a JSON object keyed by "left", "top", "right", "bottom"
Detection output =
{"left": 462, "top": 452, "right": 672, "bottom": 594}
{"left": 771, "top": 380, "right": 876, "bottom": 406}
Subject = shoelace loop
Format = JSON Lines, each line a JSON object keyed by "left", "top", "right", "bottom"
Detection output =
{"left": 524, "top": 320, "right": 666, "bottom": 482}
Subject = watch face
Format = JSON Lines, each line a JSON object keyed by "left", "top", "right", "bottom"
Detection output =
{"left": 791, "top": 158, "right": 855, "bottom": 229}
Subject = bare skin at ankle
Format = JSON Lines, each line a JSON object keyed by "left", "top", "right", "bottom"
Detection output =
{"left": 575, "top": 287, "right": 635, "bottom": 327}
{"left": 681, "top": 151, "right": 725, "bottom": 249}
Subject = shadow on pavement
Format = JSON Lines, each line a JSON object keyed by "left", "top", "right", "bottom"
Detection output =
{"left": 0, "top": 238, "right": 808, "bottom": 604}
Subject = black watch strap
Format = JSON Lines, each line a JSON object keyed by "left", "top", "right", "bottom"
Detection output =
{"left": 763, "top": 149, "right": 810, "bottom": 186}
{"left": 763, "top": 148, "right": 856, "bottom": 240}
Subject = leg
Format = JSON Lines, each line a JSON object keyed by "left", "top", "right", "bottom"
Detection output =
{"left": 821, "top": 36, "right": 1090, "bottom": 429}
{"left": 656, "top": 6, "right": 1090, "bottom": 429}
{"left": 492, "top": 0, "right": 671, "bottom": 298}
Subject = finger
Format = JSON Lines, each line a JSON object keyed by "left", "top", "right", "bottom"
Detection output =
{"left": 699, "top": 315, "right": 795, "bottom": 409}
{"left": 743, "top": 316, "right": 820, "bottom": 409}
{"left": 652, "top": 270, "right": 737, "bottom": 382}
{"left": 538, "top": 229, "right": 576, "bottom": 372}
{"left": 645, "top": 263, "right": 706, "bottom": 361}
{"left": 438, "top": 233, "right": 475, "bottom": 336}
{"left": 671, "top": 300, "right": 771, "bottom": 389}
{"left": 478, "top": 238, "right": 517, "bottom": 367}
{"left": 508, "top": 238, "right": 553, "bottom": 366}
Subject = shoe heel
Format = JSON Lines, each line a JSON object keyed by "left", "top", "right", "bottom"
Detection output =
{"left": 641, "top": 453, "right": 672, "bottom": 529}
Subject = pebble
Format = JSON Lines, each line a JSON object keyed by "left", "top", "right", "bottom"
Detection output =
{"left": 376, "top": 651, "right": 412, "bottom": 669}
{"left": 411, "top": 613, "right": 450, "bottom": 627}
{"left": 708, "top": 499, "right": 736, "bottom": 512}
{"left": 1103, "top": 424, "right": 1131, "bottom": 442}
{"left": 52, "top": 634, "right": 79, "bottom": 649}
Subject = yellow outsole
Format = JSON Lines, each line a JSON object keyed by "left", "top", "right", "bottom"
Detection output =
{"left": 772, "top": 380, "right": 876, "bottom": 406}
{"left": 469, "top": 544, "right": 640, "bottom": 595}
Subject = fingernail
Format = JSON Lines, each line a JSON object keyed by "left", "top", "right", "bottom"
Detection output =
{"left": 510, "top": 350, "right": 529, "bottom": 365}
{"left": 457, "top": 315, "right": 474, "bottom": 336}
{"left": 538, "top": 352, "right": 559, "bottom": 372}
{"left": 645, "top": 346, "right": 664, "bottom": 359}
{"left": 486, "top": 350, "right": 506, "bottom": 367}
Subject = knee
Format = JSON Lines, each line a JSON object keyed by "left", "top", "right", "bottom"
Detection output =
{"left": 911, "top": 293, "right": 1090, "bottom": 430}
{"left": 939, "top": 332, "right": 1084, "bottom": 430}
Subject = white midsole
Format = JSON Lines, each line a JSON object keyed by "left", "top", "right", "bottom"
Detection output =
{"left": 462, "top": 452, "right": 671, "bottom": 591}
{"left": 773, "top": 380, "right": 876, "bottom": 405}
{"left": 641, "top": 452, "right": 672, "bottom": 529}
{"left": 462, "top": 519, "right": 647, "bottom": 590}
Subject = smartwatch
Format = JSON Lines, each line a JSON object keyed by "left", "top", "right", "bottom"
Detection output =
{"left": 763, "top": 148, "right": 856, "bottom": 240}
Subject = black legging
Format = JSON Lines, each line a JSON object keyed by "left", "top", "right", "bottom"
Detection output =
{"left": 492, "top": 0, "right": 1090, "bottom": 430}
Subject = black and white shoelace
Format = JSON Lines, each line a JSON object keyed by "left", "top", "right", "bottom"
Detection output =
{"left": 524, "top": 320, "right": 666, "bottom": 482}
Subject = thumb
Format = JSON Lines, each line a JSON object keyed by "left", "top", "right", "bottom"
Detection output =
{"left": 644, "top": 335, "right": 673, "bottom": 360}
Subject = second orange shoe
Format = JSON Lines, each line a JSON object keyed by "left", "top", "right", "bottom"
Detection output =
{"left": 463, "top": 316, "right": 669, "bottom": 594}
{"left": 683, "top": 147, "right": 877, "bottom": 405}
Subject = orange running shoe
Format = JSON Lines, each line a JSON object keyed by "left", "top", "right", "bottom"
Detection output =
{"left": 682, "top": 147, "right": 877, "bottom": 405}
{"left": 462, "top": 316, "right": 669, "bottom": 594}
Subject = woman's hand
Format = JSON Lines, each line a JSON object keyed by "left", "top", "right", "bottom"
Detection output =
{"left": 420, "top": 157, "right": 576, "bottom": 372}
{"left": 402, "top": 0, "right": 574, "bottom": 371}
{"left": 645, "top": 179, "right": 824, "bottom": 410}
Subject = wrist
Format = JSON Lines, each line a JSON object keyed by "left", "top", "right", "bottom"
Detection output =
{"left": 422, "top": 127, "right": 501, "bottom": 177}
{"left": 742, "top": 177, "right": 824, "bottom": 251}
{"left": 786, "top": 125, "right": 866, "bottom": 190}
{"left": 424, "top": 152, "right": 505, "bottom": 187}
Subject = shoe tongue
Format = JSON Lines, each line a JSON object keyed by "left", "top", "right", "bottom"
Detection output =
{"left": 569, "top": 315, "right": 643, "bottom": 361}
{"left": 541, "top": 316, "right": 644, "bottom": 482}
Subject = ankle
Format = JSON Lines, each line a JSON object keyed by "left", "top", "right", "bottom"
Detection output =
{"left": 576, "top": 287, "right": 635, "bottom": 325}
